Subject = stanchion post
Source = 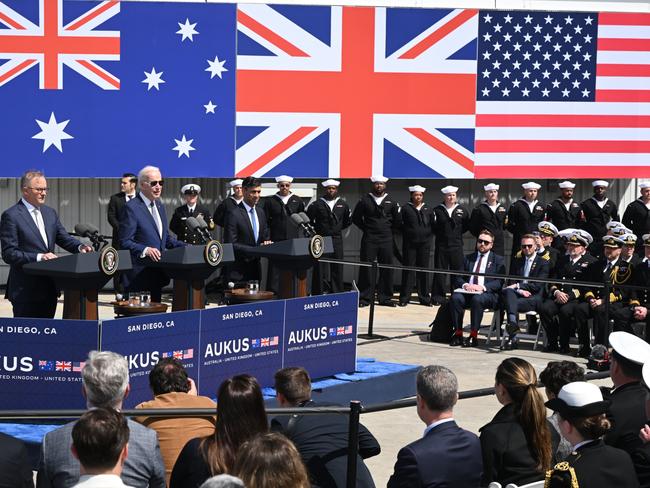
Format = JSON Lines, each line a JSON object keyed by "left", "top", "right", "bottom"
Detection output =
{"left": 604, "top": 280, "right": 612, "bottom": 340}
{"left": 346, "top": 400, "right": 361, "bottom": 488}
{"left": 359, "top": 261, "right": 387, "bottom": 339}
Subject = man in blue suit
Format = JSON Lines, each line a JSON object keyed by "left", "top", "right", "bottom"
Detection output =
{"left": 119, "top": 166, "right": 185, "bottom": 302}
{"left": 449, "top": 230, "right": 506, "bottom": 347}
{"left": 387, "top": 365, "right": 482, "bottom": 487}
{"left": 0, "top": 170, "right": 92, "bottom": 318}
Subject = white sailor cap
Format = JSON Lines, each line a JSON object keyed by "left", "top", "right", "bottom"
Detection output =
{"left": 545, "top": 382, "right": 608, "bottom": 418}
{"left": 575, "top": 229, "right": 594, "bottom": 245}
{"left": 611, "top": 226, "right": 631, "bottom": 238}
{"left": 538, "top": 221, "right": 559, "bottom": 237}
{"left": 275, "top": 175, "right": 293, "bottom": 183}
{"left": 321, "top": 179, "right": 340, "bottom": 188}
{"left": 522, "top": 181, "right": 541, "bottom": 190}
{"left": 483, "top": 183, "right": 499, "bottom": 191}
{"left": 229, "top": 179, "right": 243, "bottom": 188}
{"left": 441, "top": 185, "right": 459, "bottom": 194}
{"left": 610, "top": 331, "right": 650, "bottom": 365}
{"left": 558, "top": 181, "right": 576, "bottom": 189}
{"left": 620, "top": 233, "right": 638, "bottom": 246}
{"left": 592, "top": 180, "right": 609, "bottom": 188}
{"left": 370, "top": 175, "right": 388, "bottom": 183}
{"left": 408, "top": 185, "right": 426, "bottom": 193}
{"left": 558, "top": 228, "right": 576, "bottom": 239}
{"left": 606, "top": 221, "right": 623, "bottom": 230}
{"left": 181, "top": 184, "right": 201, "bottom": 195}
{"left": 640, "top": 182, "right": 650, "bottom": 189}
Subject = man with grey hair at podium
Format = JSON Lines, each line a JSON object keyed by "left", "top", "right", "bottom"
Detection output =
{"left": 0, "top": 169, "right": 92, "bottom": 318}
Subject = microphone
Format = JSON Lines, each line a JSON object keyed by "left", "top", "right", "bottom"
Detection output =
{"left": 74, "top": 223, "right": 108, "bottom": 251}
{"left": 290, "top": 213, "right": 313, "bottom": 237}
{"left": 186, "top": 217, "right": 208, "bottom": 244}
{"left": 298, "top": 212, "right": 317, "bottom": 236}
{"left": 195, "top": 215, "right": 213, "bottom": 241}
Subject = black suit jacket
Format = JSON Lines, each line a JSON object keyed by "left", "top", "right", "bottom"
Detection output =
{"left": 387, "top": 420, "right": 482, "bottom": 488}
{"left": 224, "top": 204, "right": 269, "bottom": 252}
{"left": 271, "top": 401, "right": 380, "bottom": 488}
{"left": 548, "top": 253, "right": 597, "bottom": 301}
{"left": 453, "top": 251, "right": 505, "bottom": 293}
{"left": 0, "top": 432, "right": 33, "bottom": 488}
{"left": 213, "top": 197, "right": 242, "bottom": 227}
{"left": 107, "top": 191, "right": 130, "bottom": 247}
{"left": 509, "top": 253, "right": 550, "bottom": 296}
{"left": 603, "top": 381, "right": 647, "bottom": 456}
{"left": 565, "top": 439, "right": 639, "bottom": 488}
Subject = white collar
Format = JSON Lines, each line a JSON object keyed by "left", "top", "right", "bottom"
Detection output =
{"left": 140, "top": 193, "right": 155, "bottom": 208}
{"left": 21, "top": 198, "right": 39, "bottom": 213}
{"left": 424, "top": 418, "right": 454, "bottom": 437}
{"left": 572, "top": 440, "right": 594, "bottom": 451}
{"left": 242, "top": 201, "right": 255, "bottom": 213}
{"left": 230, "top": 196, "right": 243, "bottom": 203}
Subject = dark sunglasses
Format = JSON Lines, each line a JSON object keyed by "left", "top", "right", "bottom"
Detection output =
{"left": 521, "top": 244, "right": 535, "bottom": 248}
{"left": 477, "top": 239, "right": 492, "bottom": 245}
{"left": 147, "top": 180, "right": 164, "bottom": 187}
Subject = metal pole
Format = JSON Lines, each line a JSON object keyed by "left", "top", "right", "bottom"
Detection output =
{"left": 346, "top": 400, "right": 361, "bottom": 488}
{"left": 604, "top": 280, "right": 611, "bottom": 342}
{"left": 359, "top": 261, "right": 386, "bottom": 339}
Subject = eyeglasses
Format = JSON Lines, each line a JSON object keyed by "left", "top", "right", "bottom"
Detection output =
{"left": 477, "top": 239, "right": 493, "bottom": 245}
{"left": 146, "top": 180, "right": 164, "bottom": 187}
{"left": 521, "top": 244, "right": 535, "bottom": 248}
{"left": 27, "top": 187, "right": 49, "bottom": 193}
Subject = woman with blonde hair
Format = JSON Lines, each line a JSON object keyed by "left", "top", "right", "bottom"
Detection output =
{"left": 233, "top": 432, "right": 310, "bottom": 488}
{"left": 480, "top": 357, "right": 559, "bottom": 486}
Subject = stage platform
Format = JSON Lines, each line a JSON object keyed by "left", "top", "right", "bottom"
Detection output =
{"left": 0, "top": 358, "right": 419, "bottom": 469}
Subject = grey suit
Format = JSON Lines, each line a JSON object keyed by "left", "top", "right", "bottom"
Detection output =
{"left": 36, "top": 418, "right": 165, "bottom": 488}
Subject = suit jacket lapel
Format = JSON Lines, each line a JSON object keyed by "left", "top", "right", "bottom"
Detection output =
{"left": 17, "top": 201, "right": 48, "bottom": 250}
{"left": 156, "top": 201, "right": 166, "bottom": 242}
{"left": 137, "top": 195, "right": 162, "bottom": 241}
{"left": 239, "top": 205, "right": 255, "bottom": 242}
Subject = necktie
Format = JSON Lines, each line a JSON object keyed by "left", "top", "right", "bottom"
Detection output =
{"left": 127, "top": 195, "right": 133, "bottom": 201}
{"left": 32, "top": 208, "right": 48, "bottom": 247}
{"left": 524, "top": 258, "right": 532, "bottom": 278}
{"left": 471, "top": 254, "right": 484, "bottom": 285}
{"left": 605, "top": 262, "right": 612, "bottom": 275}
{"left": 188, "top": 207, "right": 194, "bottom": 216}
{"left": 250, "top": 208, "right": 259, "bottom": 242}
{"left": 150, "top": 202, "right": 162, "bottom": 238}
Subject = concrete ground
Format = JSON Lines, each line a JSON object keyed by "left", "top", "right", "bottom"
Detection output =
{"left": 0, "top": 294, "right": 609, "bottom": 487}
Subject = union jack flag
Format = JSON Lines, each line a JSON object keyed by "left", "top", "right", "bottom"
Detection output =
{"left": 39, "top": 360, "right": 54, "bottom": 371}
{"left": 261, "top": 337, "right": 270, "bottom": 347}
{"left": 236, "top": 5, "right": 477, "bottom": 178}
{"left": 55, "top": 360, "right": 72, "bottom": 372}
{"left": 173, "top": 350, "right": 184, "bottom": 360}
{"left": 336, "top": 326, "right": 345, "bottom": 335}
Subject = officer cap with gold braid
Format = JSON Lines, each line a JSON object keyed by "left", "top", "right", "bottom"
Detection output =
{"left": 602, "top": 236, "right": 624, "bottom": 248}
{"left": 620, "top": 233, "right": 637, "bottom": 246}
{"left": 538, "top": 221, "right": 559, "bottom": 238}
{"left": 643, "top": 234, "right": 650, "bottom": 247}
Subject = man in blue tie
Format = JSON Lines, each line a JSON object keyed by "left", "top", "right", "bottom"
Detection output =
{"left": 223, "top": 176, "right": 271, "bottom": 284}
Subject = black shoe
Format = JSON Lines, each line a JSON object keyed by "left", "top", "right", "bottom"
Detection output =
{"left": 503, "top": 337, "right": 519, "bottom": 350}
{"left": 463, "top": 336, "right": 479, "bottom": 348}
{"left": 419, "top": 299, "right": 432, "bottom": 307}
{"left": 379, "top": 300, "right": 397, "bottom": 307}
{"left": 359, "top": 301, "right": 369, "bottom": 308}
{"left": 398, "top": 301, "right": 408, "bottom": 307}
{"left": 505, "top": 322, "right": 521, "bottom": 336}
{"left": 449, "top": 335, "right": 463, "bottom": 347}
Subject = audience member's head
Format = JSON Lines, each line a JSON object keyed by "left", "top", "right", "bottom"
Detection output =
{"left": 71, "top": 407, "right": 129, "bottom": 476}
{"left": 495, "top": 358, "right": 552, "bottom": 473}
{"left": 149, "top": 357, "right": 190, "bottom": 396}
{"left": 233, "top": 433, "right": 309, "bottom": 488}
{"left": 609, "top": 332, "right": 648, "bottom": 387}
{"left": 274, "top": 367, "right": 311, "bottom": 407}
{"left": 82, "top": 351, "right": 130, "bottom": 409}
{"left": 199, "top": 474, "right": 245, "bottom": 488}
{"left": 201, "top": 374, "right": 268, "bottom": 475}
{"left": 539, "top": 361, "right": 585, "bottom": 400}
{"left": 416, "top": 365, "right": 458, "bottom": 424}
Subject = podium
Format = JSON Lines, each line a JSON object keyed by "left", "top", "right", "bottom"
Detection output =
{"left": 244, "top": 237, "right": 333, "bottom": 299}
{"left": 148, "top": 243, "right": 234, "bottom": 311}
{"left": 23, "top": 250, "right": 132, "bottom": 320}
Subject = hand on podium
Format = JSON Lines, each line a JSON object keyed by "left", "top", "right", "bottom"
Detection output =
{"left": 144, "top": 247, "right": 162, "bottom": 261}
{"left": 80, "top": 245, "right": 93, "bottom": 253}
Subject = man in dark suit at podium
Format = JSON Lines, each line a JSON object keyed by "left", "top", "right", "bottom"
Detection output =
{"left": 119, "top": 166, "right": 185, "bottom": 302}
{"left": 0, "top": 170, "right": 92, "bottom": 318}
{"left": 223, "top": 176, "right": 271, "bottom": 284}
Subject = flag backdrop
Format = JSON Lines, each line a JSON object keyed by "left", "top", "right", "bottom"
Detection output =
{"left": 0, "top": 0, "right": 648, "bottom": 178}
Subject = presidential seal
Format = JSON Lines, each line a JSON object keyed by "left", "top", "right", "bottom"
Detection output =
{"left": 309, "top": 235, "right": 325, "bottom": 259}
{"left": 204, "top": 240, "right": 224, "bottom": 267}
{"left": 99, "top": 246, "right": 119, "bottom": 276}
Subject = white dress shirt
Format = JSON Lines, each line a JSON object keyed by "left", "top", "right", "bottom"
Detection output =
{"left": 72, "top": 474, "right": 133, "bottom": 488}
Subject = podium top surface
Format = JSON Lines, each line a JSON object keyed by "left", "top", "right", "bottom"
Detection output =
{"left": 244, "top": 237, "right": 333, "bottom": 260}
{"left": 23, "top": 250, "right": 132, "bottom": 277}
{"left": 151, "top": 243, "right": 234, "bottom": 268}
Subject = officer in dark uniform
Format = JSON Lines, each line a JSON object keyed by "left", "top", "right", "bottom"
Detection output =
{"left": 576, "top": 236, "right": 639, "bottom": 350}
{"left": 213, "top": 179, "right": 243, "bottom": 228}
{"left": 546, "top": 180, "right": 582, "bottom": 250}
{"left": 580, "top": 180, "right": 620, "bottom": 258}
{"left": 632, "top": 234, "right": 650, "bottom": 341}
{"left": 469, "top": 183, "right": 508, "bottom": 257}
{"left": 623, "top": 182, "right": 650, "bottom": 256}
{"left": 621, "top": 233, "right": 642, "bottom": 267}
{"left": 307, "top": 179, "right": 352, "bottom": 295}
{"left": 169, "top": 184, "right": 215, "bottom": 244}
{"left": 538, "top": 231, "right": 596, "bottom": 353}
{"left": 398, "top": 185, "right": 435, "bottom": 307}
{"left": 431, "top": 185, "right": 469, "bottom": 304}
{"left": 352, "top": 176, "right": 401, "bottom": 307}
{"left": 506, "top": 181, "right": 546, "bottom": 270}
{"left": 263, "top": 175, "right": 305, "bottom": 293}
{"left": 535, "top": 221, "right": 561, "bottom": 272}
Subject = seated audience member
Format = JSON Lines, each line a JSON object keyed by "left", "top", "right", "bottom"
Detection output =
{"left": 0, "top": 432, "right": 34, "bottom": 488}
{"left": 387, "top": 365, "right": 482, "bottom": 488}
{"left": 449, "top": 230, "right": 505, "bottom": 347}
{"left": 480, "top": 357, "right": 558, "bottom": 487}
{"left": 501, "top": 234, "right": 550, "bottom": 349}
{"left": 632, "top": 234, "right": 650, "bottom": 341}
{"left": 271, "top": 367, "right": 380, "bottom": 488}
{"left": 539, "top": 361, "right": 586, "bottom": 460}
{"left": 635, "top": 362, "right": 650, "bottom": 488}
{"left": 135, "top": 358, "right": 216, "bottom": 486}
{"left": 37, "top": 351, "right": 165, "bottom": 488}
{"left": 233, "top": 433, "right": 310, "bottom": 488}
{"left": 545, "top": 382, "right": 638, "bottom": 487}
{"left": 170, "top": 374, "right": 268, "bottom": 488}
{"left": 199, "top": 475, "right": 244, "bottom": 488}
{"left": 70, "top": 408, "right": 130, "bottom": 488}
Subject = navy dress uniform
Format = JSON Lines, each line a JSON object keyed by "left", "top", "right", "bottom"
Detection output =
{"left": 623, "top": 182, "right": 650, "bottom": 256}
{"left": 352, "top": 176, "right": 401, "bottom": 307}
{"left": 506, "top": 181, "right": 546, "bottom": 269}
{"left": 398, "top": 185, "right": 435, "bottom": 306}
{"left": 169, "top": 184, "right": 215, "bottom": 244}
{"left": 633, "top": 234, "right": 650, "bottom": 341}
{"left": 307, "top": 179, "right": 352, "bottom": 294}
{"left": 580, "top": 180, "right": 620, "bottom": 257}
{"left": 547, "top": 180, "right": 582, "bottom": 251}
{"left": 536, "top": 221, "right": 561, "bottom": 272}
{"left": 469, "top": 183, "right": 508, "bottom": 257}
{"left": 621, "top": 233, "right": 643, "bottom": 267}
{"left": 431, "top": 185, "right": 469, "bottom": 303}
{"left": 213, "top": 179, "right": 243, "bottom": 228}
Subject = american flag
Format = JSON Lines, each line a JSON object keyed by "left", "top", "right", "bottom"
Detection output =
{"left": 474, "top": 11, "right": 650, "bottom": 178}
{"left": 269, "top": 336, "right": 279, "bottom": 346}
{"left": 55, "top": 360, "right": 72, "bottom": 372}
{"left": 236, "top": 5, "right": 477, "bottom": 178}
{"left": 72, "top": 361, "right": 85, "bottom": 372}
{"left": 39, "top": 360, "right": 54, "bottom": 371}
{"left": 182, "top": 348, "right": 193, "bottom": 359}
{"left": 344, "top": 325, "right": 353, "bottom": 335}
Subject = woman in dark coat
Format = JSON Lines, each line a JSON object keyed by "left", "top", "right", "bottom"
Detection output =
{"left": 480, "top": 357, "right": 559, "bottom": 486}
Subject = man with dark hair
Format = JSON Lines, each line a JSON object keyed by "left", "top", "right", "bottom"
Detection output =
{"left": 506, "top": 181, "right": 546, "bottom": 270}
{"left": 107, "top": 173, "right": 137, "bottom": 297}
{"left": 223, "top": 176, "right": 271, "bottom": 284}
{"left": 71, "top": 408, "right": 130, "bottom": 487}
{"left": 388, "top": 365, "right": 481, "bottom": 487}
{"left": 623, "top": 183, "right": 650, "bottom": 256}
{"left": 271, "top": 367, "right": 380, "bottom": 488}
{"left": 135, "top": 358, "right": 215, "bottom": 486}
{"left": 580, "top": 180, "right": 620, "bottom": 257}
{"left": 469, "top": 183, "right": 507, "bottom": 257}
{"left": 546, "top": 181, "right": 582, "bottom": 238}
